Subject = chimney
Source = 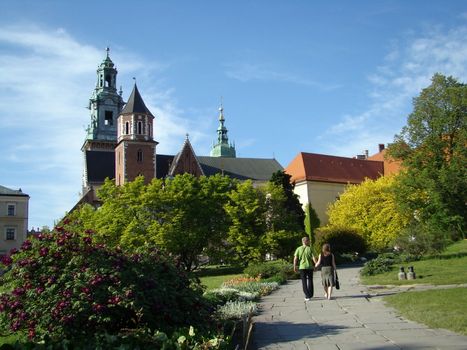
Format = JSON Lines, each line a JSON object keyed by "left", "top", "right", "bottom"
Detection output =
{"left": 364, "top": 150, "right": 369, "bottom": 159}
{"left": 379, "top": 143, "right": 385, "bottom": 152}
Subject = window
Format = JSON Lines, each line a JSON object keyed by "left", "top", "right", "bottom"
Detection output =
{"left": 137, "top": 149, "right": 143, "bottom": 163}
{"left": 125, "top": 122, "right": 129, "bottom": 135}
{"left": 137, "top": 121, "right": 142, "bottom": 134}
{"left": 6, "top": 228, "right": 15, "bottom": 240}
{"left": 148, "top": 123, "right": 151, "bottom": 137}
{"left": 7, "top": 204, "right": 15, "bottom": 216}
{"left": 104, "top": 111, "right": 113, "bottom": 126}
{"left": 105, "top": 75, "right": 111, "bottom": 87}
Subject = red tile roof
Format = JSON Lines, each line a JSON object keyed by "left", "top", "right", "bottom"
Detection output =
{"left": 285, "top": 152, "right": 384, "bottom": 184}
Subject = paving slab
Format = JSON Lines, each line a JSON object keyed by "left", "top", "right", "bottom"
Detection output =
{"left": 250, "top": 265, "right": 467, "bottom": 350}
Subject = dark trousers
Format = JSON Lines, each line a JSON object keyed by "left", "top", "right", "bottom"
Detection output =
{"left": 299, "top": 269, "right": 314, "bottom": 298}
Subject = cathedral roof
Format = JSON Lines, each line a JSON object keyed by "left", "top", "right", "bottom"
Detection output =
{"left": 120, "top": 84, "right": 154, "bottom": 117}
{"left": 197, "top": 156, "right": 283, "bottom": 181}
{"left": 85, "top": 151, "right": 115, "bottom": 183}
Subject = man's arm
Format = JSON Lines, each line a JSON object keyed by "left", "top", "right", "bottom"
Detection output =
{"left": 293, "top": 256, "right": 298, "bottom": 272}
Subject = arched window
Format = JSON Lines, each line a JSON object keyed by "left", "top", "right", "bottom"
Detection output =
{"left": 105, "top": 75, "right": 111, "bottom": 87}
{"left": 125, "top": 122, "right": 129, "bottom": 135}
{"left": 137, "top": 121, "right": 142, "bottom": 134}
{"left": 137, "top": 149, "right": 143, "bottom": 163}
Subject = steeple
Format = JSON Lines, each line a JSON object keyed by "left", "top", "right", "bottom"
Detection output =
{"left": 210, "top": 102, "right": 236, "bottom": 158}
{"left": 115, "top": 84, "right": 158, "bottom": 185}
{"left": 84, "top": 48, "right": 124, "bottom": 143}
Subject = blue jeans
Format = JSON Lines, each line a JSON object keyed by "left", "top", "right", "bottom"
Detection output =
{"left": 299, "top": 269, "right": 314, "bottom": 298}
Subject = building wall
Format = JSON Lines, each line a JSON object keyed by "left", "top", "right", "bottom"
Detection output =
{"left": 116, "top": 141, "right": 156, "bottom": 185}
{"left": 0, "top": 195, "right": 29, "bottom": 255}
{"left": 295, "top": 180, "right": 348, "bottom": 226}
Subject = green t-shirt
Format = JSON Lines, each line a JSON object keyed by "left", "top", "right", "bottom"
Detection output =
{"left": 294, "top": 245, "right": 314, "bottom": 270}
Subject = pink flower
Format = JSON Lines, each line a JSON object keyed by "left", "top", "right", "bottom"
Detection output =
{"left": 39, "top": 247, "right": 49, "bottom": 257}
{"left": 1, "top": 255, "right": 13, "bottom": 266}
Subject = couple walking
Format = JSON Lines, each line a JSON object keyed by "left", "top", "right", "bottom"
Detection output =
{"left": 293, "top": 237, "right": 337, "bottom": 301}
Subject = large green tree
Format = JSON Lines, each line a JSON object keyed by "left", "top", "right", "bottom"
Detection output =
{"left": 68, "top": 175, "right": 234, "bottom": 271}
{"left": 388, "top": 73, "right": 467, "bottom": 240}
{"left": 269, "top": 170, "right": 305, "bottom": 230}
{"left": 224, "top": 180, "right": 267, "bottom": 264}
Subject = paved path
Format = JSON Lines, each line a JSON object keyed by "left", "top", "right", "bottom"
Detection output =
{"left": 251, "top": 266, "right": 467, "bottom": 350}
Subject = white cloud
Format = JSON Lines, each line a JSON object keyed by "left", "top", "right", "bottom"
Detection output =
{"left": 225, "top": 62, "right": 342, "bottom": 90}
{"left": 0, "top": 24, "right": 211, "bottom": 229}
{"left": 321, "top": 24, "right": 467, "bottom": 157}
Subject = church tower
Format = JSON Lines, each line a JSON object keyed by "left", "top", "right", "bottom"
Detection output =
{"left": 115, "top": 84, "right": 158, "bottom": 185}
{"left": 210, "top": 104, "right": 236, "bottom": 158}
{"left": 83, "top": 48, "right": 124, "bottom": 148}
{"left": 81, "top": 48, "right": 125, "bottom": 192}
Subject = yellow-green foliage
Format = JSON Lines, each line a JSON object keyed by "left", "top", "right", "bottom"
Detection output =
{"left": 327, "top": 176, "right": 409, "bottom": 251}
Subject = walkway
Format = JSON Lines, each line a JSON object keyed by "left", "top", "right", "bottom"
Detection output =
{"left": 251, "top": 266, "right": 467, "bottom": 350}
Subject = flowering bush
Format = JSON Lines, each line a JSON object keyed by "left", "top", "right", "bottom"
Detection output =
{"left": 0, "top": 227, "right": 212, "bottom": 342}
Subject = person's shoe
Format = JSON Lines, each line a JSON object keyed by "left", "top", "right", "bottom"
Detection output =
{"left": 304, "top": 298, "right": 310, "bottom": 301}
{"left": 324, "top": 292, "right": 328, "bottom": 299}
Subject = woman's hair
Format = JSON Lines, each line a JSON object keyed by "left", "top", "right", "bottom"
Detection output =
{"left": 322, "top": 243, "right": 331, "bottom": 253}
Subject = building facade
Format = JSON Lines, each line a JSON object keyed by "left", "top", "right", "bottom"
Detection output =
{"left": 0, "top": 185, "right": 29, "bottom": 255}
{"left": 285, "top": 152, "right": 385, "bottom": 225}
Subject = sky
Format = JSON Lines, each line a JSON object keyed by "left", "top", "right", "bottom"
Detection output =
{"left": 1, "top": 0, "right": 467, "bottom": 230}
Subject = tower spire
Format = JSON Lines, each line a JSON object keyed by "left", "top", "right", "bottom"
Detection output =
{"left": 210, "top": 101, "right": 236, "bottom": 158}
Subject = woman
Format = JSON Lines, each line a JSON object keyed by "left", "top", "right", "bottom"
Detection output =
{"left": 315, "top": 243, "right": 337, "bottom": 300}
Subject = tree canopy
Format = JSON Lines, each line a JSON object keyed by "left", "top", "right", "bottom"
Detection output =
{"left": 388, "top": 73, "right": 467, "bottom": 240}
{"left": 327, "top": 176, "right": 410, "bottom": 251}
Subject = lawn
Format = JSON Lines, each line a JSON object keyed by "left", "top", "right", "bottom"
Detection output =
{"left": 384, "top": 287, "right": 467, "bottom": 335}
{"left": 193, "top": 265, "right": 245, "bottom": 291}
{"left": 361, "top": 240, "right": 467, "bottom": 286}
{"left": 199, "top": 273, "right": 245, "bottom": 290}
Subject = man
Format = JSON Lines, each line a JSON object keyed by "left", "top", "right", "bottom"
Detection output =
{"left": 293, "top": 237, "right": 316, "bottom": 301}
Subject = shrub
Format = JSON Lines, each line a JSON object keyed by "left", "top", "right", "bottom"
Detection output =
{"left": 394, "top": 223, "right": 451, "bottom": 256}
{"left": 0, "top": 228, "right": 212, "bottom": 342}
{"left": 360, "top": 253, "right": 398, "bottom": 276}
{"left": 224, "top": 281, "right": 279, "bottom": 296}
{"left": 314, "top": 226, "right": 367, "bottom": 256}
{"left": 216, "top": 301, "right": 258, "bottom": 320}
{"left": 243, "top": 259, "right": 295, "bottom": 280}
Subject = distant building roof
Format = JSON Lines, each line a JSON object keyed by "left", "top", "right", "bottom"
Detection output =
{"left": 197, "top": 156, "right": 283, "bottom": 181}
{"left": 285, "top": 152, "right": 383, "bottom": 184}
{"left": 120, "top": 84, "right": 154, "bottom": 117}
{"left": 85, "top": 151, "right": 115, "bottom": 183}
{"left": 0, "top": 185, "right": 29, "bottom": 197}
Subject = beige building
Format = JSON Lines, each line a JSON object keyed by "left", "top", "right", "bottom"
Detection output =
{"left": 0, "top": 185, "right": 29, "bottom": 255}
{"left": 285, "top": 152, "right": 384, "bottom": 225}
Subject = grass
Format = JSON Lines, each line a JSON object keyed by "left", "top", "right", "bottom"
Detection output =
{"left": 361, "top": 240, "right": 467, "bottom": 286}
{"left": 199, "top": 273, "right": 245, "bottom": 290}
{"left": 384, "top": 288, "right": 467, "bottom": 335}
{"left": 193, "top": 265, "right": 245, "bottom": 291}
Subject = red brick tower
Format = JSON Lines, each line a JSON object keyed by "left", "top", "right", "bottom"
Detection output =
{"left": 115, "top": 84, "right": 158, "bottom": 185}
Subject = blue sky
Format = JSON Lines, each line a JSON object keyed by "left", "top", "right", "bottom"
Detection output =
{"left": 1, "top": 0, "right": 467, "bottom": 229}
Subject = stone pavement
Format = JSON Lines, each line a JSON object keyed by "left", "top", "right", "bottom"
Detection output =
{"left": 251, "top": 266, "right": 467, "bottom": 350}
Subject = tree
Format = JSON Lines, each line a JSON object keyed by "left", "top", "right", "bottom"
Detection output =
{"left": 261, "top": 182, "right": 304, "bottom": 259}
{"left": 269, "top": 170, "right": 305, "bottom": 230}
{"left": 388, "top": 73, "right": 467, "bottom": 240}
{"left": 224, "top": 180, "right": 267, "bottom": 264}
{"left": 67, "top": 175, "right": 234, "bottom": 271}
{"left": 304, "top": 203, "right": 320, "bottom": 244}
{"left": 327, "top": 176, "right": 410, "bottom": 251}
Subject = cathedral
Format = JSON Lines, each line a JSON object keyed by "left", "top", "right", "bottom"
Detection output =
{"left": 77, "top": 50, "right": 283, "bottom": 207}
